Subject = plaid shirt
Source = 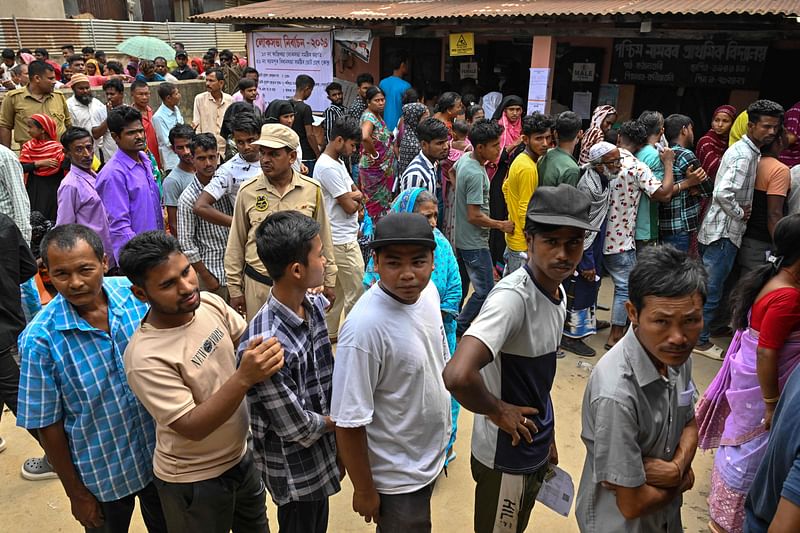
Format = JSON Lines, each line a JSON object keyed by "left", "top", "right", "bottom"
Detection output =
{"left": 16, "top": 277, "right": 156, "bottom": 502}
{"left": 699, "top": 135, "right": 761, "bottom": 247}
{"left": 239, "top": 293, "right": 340, "bottom": 505}
{"left": 177, "top": 177, "right": 232, "bottom": 284}
{"left": 659, "top": 145, "right": 713, "bottom": 236}
{"left": 0, "top": 144, "right": 31, "bottom": 242}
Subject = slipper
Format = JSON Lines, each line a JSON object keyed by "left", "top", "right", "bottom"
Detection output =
{"left": 693, "top": 343, "right": 724, "bottom": 361}
{"left": 603, "top": 343, "right": 614, "bottom": 351}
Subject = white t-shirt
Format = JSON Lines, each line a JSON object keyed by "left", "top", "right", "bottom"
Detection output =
{"left": 313, "top": 153, "right": 358, "bottom": 244}
{"left": 67, "top": 96, "right": 106, "bottom": 157}
{"left": 466, "top": 265, "right": 566, "bottom": 475}
{"left": 331, "top": 282, "right": 451, "bottom": 494}
{"left": 203, "top": 153, "right": 262, "bottom": 202}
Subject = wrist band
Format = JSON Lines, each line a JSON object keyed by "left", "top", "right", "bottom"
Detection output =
{"left": 763, "top": 396, "right": 780, "bottom": 404}
{"left": 677, "top": 182, "right": 682, "bottom": 192}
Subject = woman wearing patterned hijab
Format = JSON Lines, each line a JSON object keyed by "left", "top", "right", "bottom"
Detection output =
{"left": 397, "top": 102, "right": 429, "bottom": 174}
{"left": 578, "top": 105, "right": 617, "bottom": 165}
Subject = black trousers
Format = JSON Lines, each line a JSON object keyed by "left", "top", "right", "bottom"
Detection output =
{"left": 154, "top": 452, "right": 269, "bottom": 533}
{"left": 0, "top": 345, "right": 39, "bottom": 443}
{"left": 86, "top": 482, "right": 168, "bottom": 533}
{"left": 376, "top": 482, "right": 436, "bottom": 533}
{"left": 276, "top": 499, "right": 329, "bottom": 533}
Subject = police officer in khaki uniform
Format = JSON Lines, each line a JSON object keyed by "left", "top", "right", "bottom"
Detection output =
{"left": 225, "top": 123, "right": 337, "bottom": 318}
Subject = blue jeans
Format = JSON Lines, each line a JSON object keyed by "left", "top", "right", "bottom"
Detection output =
{"left": 456, "top": 248, "right": 495, "bottom": 336}
{"left": 661, "top": 231, "right": 690, "bottom": 252}
{"left": 700, "top": 238, "right": 739, "bottom": 344}
{"left": 603, "top": 249, "right": 637, "bottom": 326}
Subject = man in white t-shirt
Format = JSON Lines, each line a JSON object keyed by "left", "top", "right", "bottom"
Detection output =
{"left": 313, "top": 116, "right": 364, "bottom": 340}
{"left": 65, "top": 74, "right": 106, "bottom": 156}
{"left": 192, "top": 113, "right": 262, "bottom": 228}
{"left": 331, "top": 212, "right": 451, "bottom": 532}
{"left": 444, "top": 184, "right": 598, "bottom": 533}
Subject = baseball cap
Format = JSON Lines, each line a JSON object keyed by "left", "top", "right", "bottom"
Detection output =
{"left": 369, "top": 213, "right": 437, "bottom": 250}
{"left": 525, "top": 184, "right": 599, "bottom": 232}
{"left": 252, "top": 123, "right": 300, "bottom": 151}
{"left": 67, "top": 73, "right": 90, "bottom": 87}
{"left": 175, "top": 50, "right": 188, "bottom": 59}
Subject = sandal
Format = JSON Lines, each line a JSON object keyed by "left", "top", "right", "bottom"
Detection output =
{"left": 693, "top": 343, "right": 724, "bottom": 361}
{"left": 21, "top": 456, "right": 59, "bottom": 481}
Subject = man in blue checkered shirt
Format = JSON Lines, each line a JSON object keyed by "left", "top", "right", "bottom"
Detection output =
{"left": 17, "top": 224, "right": 167, "bottom": 532}
{"left": 239, "top": 210, "right": 340, "bottom": 533}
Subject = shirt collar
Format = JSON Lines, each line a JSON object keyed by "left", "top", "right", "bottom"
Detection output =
{"left": 114, "top": 150, "right": 148, "bottom": 169}
{"left": 416, "top": 151, "right": 437, "bottom": 171}
{"left": 266, "top": 294, "right": 314, "bottom": 329}
{"left": 68, "top": 165, "right": 97, "bottom": 183}
{"left": 621, "top": 328, "right": 669, "bottom": 387}
{"left": 741, "top": 135, "right": 760, "bottom": 154}
{"left": 52, "top": 279, "right": 128, "bottom": 332}
{"left": 258, "top": 170, "right": 305, "bottom": 194}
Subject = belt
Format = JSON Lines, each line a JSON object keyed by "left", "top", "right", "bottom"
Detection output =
{"left": 244, "top": 264, "right": 273, "bottom": 286}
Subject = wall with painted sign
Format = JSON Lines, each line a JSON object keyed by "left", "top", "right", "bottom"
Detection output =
{"left": 248, "top": 30, "right": 335, "bottom": 112}
{"left": 610, "top": 39, "right": 767, "bottom": 89}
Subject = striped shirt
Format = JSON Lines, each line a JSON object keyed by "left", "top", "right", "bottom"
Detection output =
{"left": 177, "top": 177, "right": 232, "bottom": 285}
{"left": 323, "top": 103, "right": 346, "bottom": 145}
{"left": 239, "top": 293, "right": 340, "bottom": 505}
{"left": 16, "top": 277, "right": 156, "bottom": 502}
{"left": 0, "top": 144, "right": 31, "bottom": 242}
{"left": 698, "top": 135, "right": 761, "bottom": 248}
{"left": 397, "top": 151, "right": 438, "bottom": 195}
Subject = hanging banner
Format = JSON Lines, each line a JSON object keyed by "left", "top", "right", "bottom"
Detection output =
{"left": 248, "top": 30, "right": 334, "bottom": 112}
{"left": 449, "top": 33, "right": 475, "bottom": 56}
{"left": 335, "top": 29, "right": 373, "bottom": 63}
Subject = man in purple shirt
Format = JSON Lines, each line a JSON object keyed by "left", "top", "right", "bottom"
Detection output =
{"left": 96, "top": 106, "right": 163, "bottom": 260}
{"left": 56, "top": 127, "right": 117, "bottom": 269}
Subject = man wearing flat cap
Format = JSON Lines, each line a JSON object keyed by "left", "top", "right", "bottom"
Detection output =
{"left": 225, "top": 123, "right": 337, "bottom": 319}
{"left": 444, "top": 184, "right": 597, "bottom": 533}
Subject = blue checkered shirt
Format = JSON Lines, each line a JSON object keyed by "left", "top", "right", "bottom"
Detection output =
{"left": 238, "top": 293, "right": 340, "bottom": 505}
{"left": 658, "top": 145, "right": 713, "bottom": 235}
{"left": 16, "top": 276, "right": 156, "bottom": 502}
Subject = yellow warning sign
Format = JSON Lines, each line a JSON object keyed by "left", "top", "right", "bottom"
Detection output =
{"left": 449, "top": 33, "right": 475, "bottom": 56}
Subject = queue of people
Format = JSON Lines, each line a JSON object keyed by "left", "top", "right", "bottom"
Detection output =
{"left": 0, "top": 43, "right": 799, "bottom": 533}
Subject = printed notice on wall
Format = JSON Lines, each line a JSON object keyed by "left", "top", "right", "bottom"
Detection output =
{"left": 527, "top": 67, "right": 550, "bottom": 114}
{"left": 248, "top": 30, "right": 334, "bottom": 112}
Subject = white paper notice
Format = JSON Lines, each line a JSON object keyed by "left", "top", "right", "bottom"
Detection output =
{"left": 535, "top": 466, "right": 575, "bottom": 517}
{"left": 572, "top": 91, "right": 593, "bottom": 120}
{"left": 527, "top": 67, "right": 550, "bottom": 114}
{"left": 248, "top": 31, "right": 334, "bottom": 112}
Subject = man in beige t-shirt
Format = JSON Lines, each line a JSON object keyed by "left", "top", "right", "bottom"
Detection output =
{"left": 120, "top": 231, "right": 284, "bottom": 533}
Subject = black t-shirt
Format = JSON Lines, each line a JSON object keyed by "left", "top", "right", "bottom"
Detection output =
{"left": 0, "top": 214, "right": 37, "bottom": 352}
{"left": 171, "top": 67, "right": 198, "bottom": 80}
{"left": 291, "top": 99, "right": 316, "bottom": 160}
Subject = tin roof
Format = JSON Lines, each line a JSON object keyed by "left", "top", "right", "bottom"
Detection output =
{"left": 193, "top": 0, "right": 800, "bottom": 24}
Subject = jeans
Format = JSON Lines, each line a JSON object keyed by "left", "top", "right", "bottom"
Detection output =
{"left": 661, "top": 231, "right": 690, "bottom": 252}
{"left": 154, "top": 452, "right": 268, "bottom": 533}
{"left": 700, "top": 238, "right": 739, "bottom": 344}
{"left": 456, "top": 248, "right": 495, "bottom": 336}
{"left": 603, "top": 250, "right": 637, "bottom": 327}
{"left": 86, "top": 482, "right": 168, "bottom": 533}
{"left": 377, "top": 483, "right": 436, "bottom": 533}
{"left": 503, "top": 247, "right": 527, "bottom": 277}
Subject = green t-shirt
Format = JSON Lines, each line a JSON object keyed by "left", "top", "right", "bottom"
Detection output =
{"left": 634, "top": 145, "right": 664, "bottom": 241}
{"left": 537, "top": 147, "right": 581, "bottom": 187}
{"left": 454, "top": 154, "right": 490, "bottom": 250}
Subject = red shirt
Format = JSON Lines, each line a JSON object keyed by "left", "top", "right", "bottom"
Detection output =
{"left": 138, "top": 105, "right": 161, "bottom": 169}
{"left": 751, "top": 287, "right": 800, "bottom": 350}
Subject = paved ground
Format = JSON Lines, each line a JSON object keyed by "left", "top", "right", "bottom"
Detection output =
{"left": 0, "top": 283, "right": 729, "bottom": 532}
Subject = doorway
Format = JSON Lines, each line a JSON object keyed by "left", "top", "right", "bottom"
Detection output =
{"left": 380, "top": 37, "right": 442, "bottom": 95}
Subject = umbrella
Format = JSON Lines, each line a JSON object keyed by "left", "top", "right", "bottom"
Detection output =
{"left": 116, "top": 36, "right": 176, "bottom": 61}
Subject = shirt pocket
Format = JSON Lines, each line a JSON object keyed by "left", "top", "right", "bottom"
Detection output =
{"left": 678, "top": 382, "right": 695, "bottom": 407}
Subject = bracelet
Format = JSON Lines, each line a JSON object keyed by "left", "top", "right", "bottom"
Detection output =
{"left": 677, "top": 182, "right": 682, "bottom": 192}
{"left": 763, "top": 396, "right": 780, "bottom": 404}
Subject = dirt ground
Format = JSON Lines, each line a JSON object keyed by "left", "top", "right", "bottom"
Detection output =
{"left": 0, "top": 283, "right": 729, "bottom": 532}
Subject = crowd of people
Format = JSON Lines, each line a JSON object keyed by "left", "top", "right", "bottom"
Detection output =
{"left": 0, "top": 43, "right": 799, "bottom": 533}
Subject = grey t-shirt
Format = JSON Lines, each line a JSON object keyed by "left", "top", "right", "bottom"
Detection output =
{"left": 162, "top": 166, "right": 196, "bottom": 207}
{"left": 576, "top": 328, "right": 696, "bottom": 533}
{"left": 454, "top": 154, "right": 490, "bottom": 250}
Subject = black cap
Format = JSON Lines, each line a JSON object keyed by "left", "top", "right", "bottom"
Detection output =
{"left": 175, "top": 51, "right": 188, "bottom": 58}
{"left": 525, "top": 184, "right": 599, "bottom": 232}
{"left": 369, "top": 213, "right": 437, "bottom": 250}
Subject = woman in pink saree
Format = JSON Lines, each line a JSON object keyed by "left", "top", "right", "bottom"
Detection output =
{"left": 696, "top": 213, "right": 800, "bottom": 533}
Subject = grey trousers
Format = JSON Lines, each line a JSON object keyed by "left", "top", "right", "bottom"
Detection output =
{"left": 376, "top": 482, "right": 436, "bottom": 533}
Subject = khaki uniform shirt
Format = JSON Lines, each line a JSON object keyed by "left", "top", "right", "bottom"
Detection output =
{"left": 192, "top": 91, "right": 232, "bottom": 156}
{"left": 225, "top": 170, "right": 337, "bottom": 298}
{"left": 0, "top": 87, "right": 71, "bottom": 145}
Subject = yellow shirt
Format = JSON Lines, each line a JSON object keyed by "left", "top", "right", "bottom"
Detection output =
{"left": 729, "top": 111, "right": 749, "bottom": 146}
{"left": 502, "top": 151, "right": 539, "bottom": 252}
{"left": 224, "top": 170, "right": 337, "bottom": 298}
{"left": 0, "top": 87, "right": 71, "bottom": 144}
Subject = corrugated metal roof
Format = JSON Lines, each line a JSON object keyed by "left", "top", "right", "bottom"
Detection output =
{"left": 193, "top": 0, "right": 800, "bottom": 24}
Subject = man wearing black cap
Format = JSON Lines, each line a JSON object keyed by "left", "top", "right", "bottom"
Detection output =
{"left": 171, "top": 51, "right": 198, "bottom": 81}
{"left": 331, "top": 212, "right": 452, "bottom": 532}
{"left": 444, "top": 184, "right": 596, "bottom": 533}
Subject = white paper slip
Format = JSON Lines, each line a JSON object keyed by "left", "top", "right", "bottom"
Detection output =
{"left": 535, "top": 465, "right": 575, "bottom": 517}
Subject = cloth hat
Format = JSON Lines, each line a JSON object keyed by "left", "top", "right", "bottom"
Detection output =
{"left": 67, "top": 73, "right": 90, "bottom": 88}
{"left": 588, "top": 141, "right": 617, "bottom": 163}
{"left": 252, "top": 123, "right": 300, "bottom": 150}
{"left": 175, "top": 50, "right": 188, "bottom": 58}
{"left": 713, "top": 104, "right": 737, "bottom": 119}
{"left": 369, "top": 212, "right": 436, "bottom": 250}
{"left": 525, "top": 184, "right": 599, "bottom": 232}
